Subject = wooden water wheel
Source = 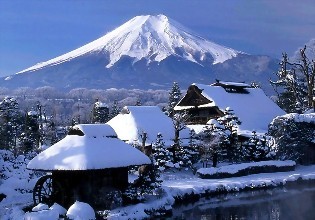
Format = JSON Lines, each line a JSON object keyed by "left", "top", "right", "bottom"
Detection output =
{"left": 33, "top": 175, "right": 64, "bottom": 206}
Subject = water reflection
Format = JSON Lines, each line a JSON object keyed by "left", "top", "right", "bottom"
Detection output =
{"left": 172, "top": 186, "right": 315, "bottom": 220}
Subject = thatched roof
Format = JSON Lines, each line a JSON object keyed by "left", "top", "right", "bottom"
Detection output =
{"left": 27, "top": 124, "right": 150, "bottom": 171}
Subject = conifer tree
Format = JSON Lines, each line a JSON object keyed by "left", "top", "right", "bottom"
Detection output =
{"left": 166, "top": 82, "right": 182, "bottom": 117}
{"left": 109, "top": 100, "right": 121, "bottom": 119}
{"left": 0, "top": 97, "right": 22, "bottom": 151}
{"left": 19, "top": 110, "right": 40, "bottom": 153}
{"left": 152, "top": 133, "right": 173, "bottom": 171}
{"left": 92, "top": 99, "right": 109, "bottom": 123}
{"left": 216, "top": 108, "right": 241, "bottom": 161}
{"left": 186, "top": 129, "right": 200, "bottom": 165}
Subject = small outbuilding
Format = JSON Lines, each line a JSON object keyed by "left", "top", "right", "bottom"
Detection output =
{"left": 27, "top": 124, "right": 151, "bottom": 209}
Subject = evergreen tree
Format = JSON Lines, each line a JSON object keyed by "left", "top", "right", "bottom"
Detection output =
{"left": 0, "top": 97, "right": 22, "bottom": 152}
{"left": 152, "top": 133, "right": 173, "bottom": 171}
{"left": 166, "top": 82, "right": 182, "bottom": 117}
{"left": 92, "top": 100, "right": 109, "bottom": 123}
{"left": 174, "top": 130, "right": 200, "bottom": 170}
{"left": 216, "top": 108, "right": 241, "bottom": 161}
{"left": 135, "top": 97, "right": 142, "bottom": 106}
{"left": 186, "top": 129, "right": 200, "bottom": 165}
{"left": 109, "top": 100, "right": 121, "bottom": 120}
{"left": 19, "top": 110, "right": 40, "bottom": 154}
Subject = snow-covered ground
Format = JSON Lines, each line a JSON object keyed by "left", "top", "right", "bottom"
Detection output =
{"left": 1, "top": 163, "right": 315, "bottom": 219}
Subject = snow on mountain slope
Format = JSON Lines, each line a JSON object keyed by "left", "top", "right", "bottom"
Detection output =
{"left": 17, "top": 14, "right": 241, "bottom": 74}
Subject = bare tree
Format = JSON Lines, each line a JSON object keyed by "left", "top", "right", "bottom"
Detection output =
{"left": 271, "top": 46, "right": 315, "bottom": 112}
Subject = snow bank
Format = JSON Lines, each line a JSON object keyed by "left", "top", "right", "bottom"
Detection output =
{"left": 24, "top": 209, "right": 59, "bottom": 220}
{"left": 32, "top": 203, "right": 49, "bottom": 212}
{"left": 197, "top": 160, "right": 296, "bottom": 179}
{"left": 49, "top": 203, "right": 67, "bottom": 216}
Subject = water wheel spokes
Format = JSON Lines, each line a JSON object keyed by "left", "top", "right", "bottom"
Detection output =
{"left": 33, "top": 175, "right": 63, "bottom": 206}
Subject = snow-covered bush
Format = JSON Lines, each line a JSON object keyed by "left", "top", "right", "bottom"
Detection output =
{"left": 240, "top": 132, "right": 275, "bottom": 162}
{"left": 268, "top": 113, "right": 315, "bottom": 164}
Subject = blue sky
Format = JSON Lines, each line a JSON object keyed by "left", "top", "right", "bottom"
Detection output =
{"left": 1, "top": 0, "right": 315, "bottom": 77}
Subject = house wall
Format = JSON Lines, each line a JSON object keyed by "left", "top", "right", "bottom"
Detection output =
{"left": 52, "top": 168, "right": 128, "bottom": 208}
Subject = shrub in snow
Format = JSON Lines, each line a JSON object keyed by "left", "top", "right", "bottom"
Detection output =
{"left": 66, "top": 201, "right": 95, "bottom": 220}
{"left": 124, "top": 162, "right": 162, "bottom": 205}
{"left": 240, "top": 132, "right": 275, "bottom": 162}
{"left": 268, "top": 113, "right": 315, "bottom": 164}
{"left": 0, "top": 150, "right": 37, "bottom": 194}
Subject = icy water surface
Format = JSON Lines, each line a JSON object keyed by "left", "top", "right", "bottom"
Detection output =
{"left": 172, "top": 185, "right": 315, "bottom": 220}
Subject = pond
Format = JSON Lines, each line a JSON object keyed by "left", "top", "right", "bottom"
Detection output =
{"left": 172, "top": 185, "right": 315, "bottom": 220}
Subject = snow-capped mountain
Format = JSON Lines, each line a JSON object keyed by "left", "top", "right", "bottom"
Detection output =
{"left": 0, "top": 14, "right": 279, "bottom": 92}
{"left": 17, "top": 15, "right": 240, "bottom": 73}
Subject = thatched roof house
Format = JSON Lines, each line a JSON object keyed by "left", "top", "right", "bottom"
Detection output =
{"left": 27, "top": 124, "right": 150, "bottom": 208}
{"left": 107, "top": 106, "right": 190, "bottom": 146}
{"left": 28, "top": 124, "right": 150, "bottom": 171}
{"left": 175, "top": 82, "right": 285, "bottom": 135}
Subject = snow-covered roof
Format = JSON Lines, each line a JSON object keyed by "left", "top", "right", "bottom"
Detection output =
{"left": 27, "top": 124, "right": 150, "bottom": 171}
{"left": 180, "top": 84, "right": 286, "bottom": 134}
{"left": 70, "top": 124, "right": 116, "bottom": 137}
{"left": 210, "top": 81, "right": 250, "bottom": 87}
{"left": 107, "top": 106, "right": 190, "bottom": 145}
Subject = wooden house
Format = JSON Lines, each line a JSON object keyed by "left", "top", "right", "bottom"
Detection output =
{"left": 27, "top": 124, "right": 150, "bottom": 209}
{"left": 175, "top": 81, "right": 286, "bottom": 135}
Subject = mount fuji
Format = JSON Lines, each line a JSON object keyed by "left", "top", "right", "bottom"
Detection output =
{"left": 0, "top": 14, "right": 278, "bottom": 91}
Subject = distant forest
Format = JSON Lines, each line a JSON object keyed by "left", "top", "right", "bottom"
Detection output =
{"left": 0, "top": 86, "right": 170, "bottom": 125}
